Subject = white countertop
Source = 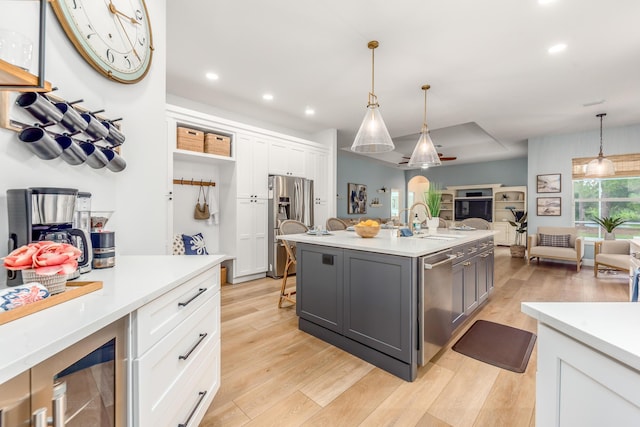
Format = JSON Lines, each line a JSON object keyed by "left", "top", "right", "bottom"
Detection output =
{"left": 522, "top": 302, "right": 640, "bottom": 371}
{"left": 279, "top": 229, "right": 497, "bottom": 257}
{"left": 0, "top": 254, "right": 224, "bottom": 384}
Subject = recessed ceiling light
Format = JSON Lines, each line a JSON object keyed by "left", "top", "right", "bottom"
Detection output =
{"left": 305, "top": 107, "right": 315, "bottom": 116}
{"left": 205, "top": 72, "right": 219, "bottom": 81}
{"left": 263, "top": 93, "right": 274, "bottom": 101}
{"left": 548, "top": 43, "right": 567, "bottom": 54}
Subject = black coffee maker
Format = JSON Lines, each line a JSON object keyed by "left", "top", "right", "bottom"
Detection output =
{"left": 6, "top": 187, "right": 89, "bottom": 286}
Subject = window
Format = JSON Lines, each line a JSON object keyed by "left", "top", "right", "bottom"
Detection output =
{"left": 573, "top": 176, "right": 640, "bottom": 239}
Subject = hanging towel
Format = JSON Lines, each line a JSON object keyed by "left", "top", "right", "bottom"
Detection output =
{"left": 207, "top": 184, "right": 220, "bottom": 225}
{"left": 632, "top": 267, "right": 640, "bottom": 302}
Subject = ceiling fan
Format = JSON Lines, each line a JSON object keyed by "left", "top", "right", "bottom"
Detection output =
{"left": 399, "top": 152, "right": 457, "bottom": 165}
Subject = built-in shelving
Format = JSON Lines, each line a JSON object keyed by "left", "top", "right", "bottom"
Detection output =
{"left": 0, "top": 60, "right": 51, "bottom": 92}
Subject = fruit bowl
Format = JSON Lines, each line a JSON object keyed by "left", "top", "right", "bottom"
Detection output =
{"left": 354, "top": 224, "right": 380, "bottom": 238}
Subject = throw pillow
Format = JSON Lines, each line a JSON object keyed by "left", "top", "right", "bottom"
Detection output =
{"left": 172, "top": 234, "right": 185, "bottom": 255}
{"left": 182, "top": 233, "right": 209, "bottom": 255}
{"left": 539, "top": 233, "right": 571, "bottom": 248}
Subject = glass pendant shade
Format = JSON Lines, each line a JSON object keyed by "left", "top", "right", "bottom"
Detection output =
{"left": 351, "top": 104, "right": 394, "bottom": 153}
{"left": 408, "top": 84, "right": 441, "bottom": 168}
{"left": 408, "top": 126, "right": 441, "bottom": 168}
{"left": 584, "top": 113, "right": 615, "bottom": 177}
{"left": 585, "top": 155, "right": 615, "bottom": 177}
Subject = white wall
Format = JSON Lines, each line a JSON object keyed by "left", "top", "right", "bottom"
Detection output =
{"left": 0, "top": 2, "right": 167, "bottom": 284}
{"left": 527, "top": 123, "right": 640, "bottom": 233}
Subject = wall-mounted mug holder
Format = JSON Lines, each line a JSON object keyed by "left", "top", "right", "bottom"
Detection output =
{"left": 1, "top": 88, "right": 126, "bottom": 172}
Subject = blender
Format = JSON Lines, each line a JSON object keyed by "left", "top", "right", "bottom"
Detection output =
{"left": 90, "top": 211, "right": 115, "bottom": 269}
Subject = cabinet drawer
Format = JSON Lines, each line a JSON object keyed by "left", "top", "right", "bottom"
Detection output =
{"left": 135, "top": 334, "right": 220, "bottom": 427}
{"left": 134, "top": 291, "right": 219, "bottom": 421}
{"left": 134, "top": 265, "right": 219, "bottom": 355}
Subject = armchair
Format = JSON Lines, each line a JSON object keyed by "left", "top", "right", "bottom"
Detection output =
{"left": 594, "top": 240, "right": 630, "bottom": 277}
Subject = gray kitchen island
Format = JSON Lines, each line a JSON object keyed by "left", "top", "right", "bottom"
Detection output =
{"left": 279, "top": 228, "right": 496, "bottom": 381}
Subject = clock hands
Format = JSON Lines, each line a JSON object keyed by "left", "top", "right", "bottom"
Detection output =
{"left": 108, "top": 1, "right": 139, "bottom": 25}
{"left": 107, "top": 0, "right": 141, "bottom": 61}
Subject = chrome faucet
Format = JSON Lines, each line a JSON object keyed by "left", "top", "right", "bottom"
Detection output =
{"left": 409, "top": 202, "right": 432, "bottom": 234}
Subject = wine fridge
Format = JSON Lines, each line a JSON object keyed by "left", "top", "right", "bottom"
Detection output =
{"left": 0, "top": 318, "right": 127, "bottom": 426}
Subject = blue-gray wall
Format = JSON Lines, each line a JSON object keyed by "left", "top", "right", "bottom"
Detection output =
{"left": 337, "top": 153, "right": 406, "bottom": 220}
{"left": 405, "top": 157, "right": 528, "bottom": 188}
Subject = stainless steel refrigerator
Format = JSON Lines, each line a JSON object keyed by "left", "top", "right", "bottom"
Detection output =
{"left": 267, "top": 175, "right": 314, "bottom": 278}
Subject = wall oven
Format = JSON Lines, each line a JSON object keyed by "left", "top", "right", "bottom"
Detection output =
{"left": 0, "top": 318, "right": 127, "bottom": 426}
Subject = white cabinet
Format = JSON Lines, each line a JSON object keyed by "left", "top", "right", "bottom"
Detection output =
{"left": 237, "top": 134, "right": 269, "bottom": 199}
{"left": 234, "top": 197, "right": 268, "bottom": 277}
{"left": 439, "top": 190, "right": 455, "bottom": 221}
{"left": 492, "top": 221, "right": 514, "bottom": 246}
{"left": 268, "top": 139, "right": 305, "bottom": 177}
{"left": 305, "top": 148, "right": 330, "bottom": 227}
{"left": 132, "top": 265, "right": 221, "bottom": 427}
{"left": 535, "top": 323, "right": 640, "bottom": 426}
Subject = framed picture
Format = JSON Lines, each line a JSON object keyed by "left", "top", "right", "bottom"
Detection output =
{"left": 348, "top": 183, "right": 367, "bottom": 214}
{"left": 537, "top": 197, "right": 561, "bottom": 216}
{"left": 537, "top": 173, "right": 561, "bottom": 193}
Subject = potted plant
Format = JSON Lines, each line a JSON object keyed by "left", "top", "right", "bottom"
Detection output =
{"left": 508, "top": 209, "right": 528, "bottom": 258}
{"left": 424, "top": 183, "right": 442, "bottom": 232}
{"left": 593, "top": 216, "right": 627, "bottom": 240}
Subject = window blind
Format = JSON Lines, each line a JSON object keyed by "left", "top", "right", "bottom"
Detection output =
{"left": 572, "top": 153, "right": 640, "bottom": 179}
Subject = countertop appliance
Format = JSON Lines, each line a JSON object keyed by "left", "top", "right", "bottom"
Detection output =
{"left": 73, "top": 192, "right": 93, "bottom": 274}
{"left": 267, "top": 175, "right": 314, "bottom": 278}
{"left": 6, "top": 188, "right": 89, "bottom": 286}
{"left": 419, "top": 249, "right": 456, "bottom": 365}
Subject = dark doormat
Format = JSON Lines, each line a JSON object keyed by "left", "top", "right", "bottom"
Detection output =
{"left": 452, "top": 320, "right": 536, "bottom": 373}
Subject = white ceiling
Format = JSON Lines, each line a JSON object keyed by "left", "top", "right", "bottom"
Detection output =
{"left": 166, "top": 0, "right": 640, "bottom": 169}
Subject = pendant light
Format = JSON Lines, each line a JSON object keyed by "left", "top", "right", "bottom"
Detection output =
{"left": 585, "top": 113, "right": 615, "bottom": 177}
{"left": 408, "top": 84, "right": 441, "bottom": 168}
{"left": 351, "top": 40, "right": 395, "bottom": 153}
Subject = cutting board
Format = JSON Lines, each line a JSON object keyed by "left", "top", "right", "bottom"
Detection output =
{"left": 0, "top": 281, "right": 103, "bottom": 326}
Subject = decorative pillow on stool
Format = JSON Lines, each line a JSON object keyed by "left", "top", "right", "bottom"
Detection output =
{"left": 182, "top": 233, "right": 209, "bottom": 255}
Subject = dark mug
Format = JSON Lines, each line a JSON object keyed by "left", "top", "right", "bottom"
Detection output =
{"left": 55, "top": 135, "right": 87, "bottom": 165}
{"left": 18, "top": 127, "right": 62, "bottom": 159}
{"left": 101, "top": 121, "right": 125, "bottom": 146}
{"left": 15, "top": 92, "right": 63, "bottom": 124}
{"left": 101, "top": 148, "right": 126, "bottom": 172}
{"left": 80, "top": 142, "right": 108, "bottom": 169}
{"left": 81, "top": 113, "right": 109, "bottom": 140}
{"left": 55, "top": 102, "right": 88, "bottom": 133}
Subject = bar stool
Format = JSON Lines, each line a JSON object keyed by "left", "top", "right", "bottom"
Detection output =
{"left": 278, "top": 219, "right": 308, "bottom": 308}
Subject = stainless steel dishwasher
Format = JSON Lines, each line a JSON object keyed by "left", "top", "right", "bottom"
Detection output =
{"left": 419, "top": 249, "right": 457, "bottom": 365}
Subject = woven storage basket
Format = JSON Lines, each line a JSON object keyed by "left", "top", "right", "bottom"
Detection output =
{"left": 22, "top": 269, "right": 67, "bottom": 295}
{"left": 177, "top": 127, "right": 204, "bottom": 152}
{"left": 204, "top": 133, "right": 231, "bottom": 156}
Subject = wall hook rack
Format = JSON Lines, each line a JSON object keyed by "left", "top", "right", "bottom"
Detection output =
{"left": 172, "top": 178, "right": 216, "bottom": 187}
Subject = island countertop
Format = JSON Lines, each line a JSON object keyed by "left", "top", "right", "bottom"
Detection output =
{"left": 278, "top": 228, "right": 497, "bottom": 257}
{"left": 0, "top": 254, "right": 224, "bottom": 384}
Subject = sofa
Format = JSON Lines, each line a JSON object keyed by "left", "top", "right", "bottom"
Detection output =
{"left": 527, "top": 226, "right": 585, "bottom": 271}
{"left": 594, "top": 240, "right": 630, "bottom": 277}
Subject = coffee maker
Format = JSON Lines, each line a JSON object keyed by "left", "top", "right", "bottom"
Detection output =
{"left": 6, "top": 187, "right": 89, "bottom": 286}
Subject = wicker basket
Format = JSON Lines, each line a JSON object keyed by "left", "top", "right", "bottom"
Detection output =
{"left": 177, "top": 127, "right": 204, "bottom": 152}
{"left": 354, "top": 225, "right": 381, "bottom": 238}
{"left": 22, "top": 269, "right": 67, "bottom": 295}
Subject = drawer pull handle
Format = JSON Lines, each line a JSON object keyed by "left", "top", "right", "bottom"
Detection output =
{"left": 178, "top": 288, "right": 207, "bottom": 308}
{"left": 178, "top": 390, "right": 207, "bottom": 427}
{"left": 179, "top": 333, "right": 208, "bottom": 361}
{"left": 463, "top": 261, "right": 472, "bottom": 266}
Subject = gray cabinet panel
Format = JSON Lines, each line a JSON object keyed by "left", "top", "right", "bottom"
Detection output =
{"left": 477, "top": 252, "right": 489, "bottom": 304}
{"left": 463, "top": 257, "right": 478, "bottom": 315}
{"left": 343, "top": 250, "right": 416, "bottom": 363}
{"left": 296, "top": 244, "right": 343, "bottom": 333}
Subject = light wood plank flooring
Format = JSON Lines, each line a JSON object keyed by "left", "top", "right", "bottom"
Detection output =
{"left": 201, "top": 247, "right": 629, "bottom": 426}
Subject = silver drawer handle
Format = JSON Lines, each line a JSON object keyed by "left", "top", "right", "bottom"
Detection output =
{"left": 178, "top": 390, "right": 207, "bottom": 427}
{"left": 463, "top": 261, "right": 472, "bottom": 266}
{"left": 424, "top": 254, "right": 457, "bottom": 269}
{"left": 480, "top": 253, "right": 490, "bottom": 258}
{"left": 178, "top": 288, "right": 207, "bottom": 308}
{"left": 178, "top": 333, "right": 208, "bottom": 361}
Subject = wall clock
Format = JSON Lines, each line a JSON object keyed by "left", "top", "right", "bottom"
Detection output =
{"left": 50, "top": 0, "right": 153, "bottom": 84}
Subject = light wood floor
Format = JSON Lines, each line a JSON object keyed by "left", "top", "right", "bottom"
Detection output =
{"left": 200, "top": 247, "right": 629, "bottom": 427}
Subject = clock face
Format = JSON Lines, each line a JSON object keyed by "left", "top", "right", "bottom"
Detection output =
{"left": 51, "top": 0, "right": 153, "bottom": 84}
